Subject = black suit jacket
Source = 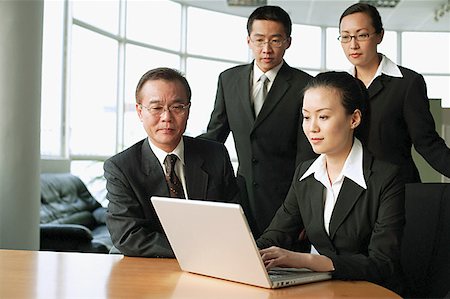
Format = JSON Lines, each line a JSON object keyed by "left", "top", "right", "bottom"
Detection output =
{"left": 200, "top": 61, "right": 316, "bottom": 237}
{"left": 104, "top": 136, "right": 239, "bottom": 257}
{"left": 257, "top": 150, "right": 405, "bottom": 291}
{"left": 364, "top": 65, "right": 450, "bottom": 183}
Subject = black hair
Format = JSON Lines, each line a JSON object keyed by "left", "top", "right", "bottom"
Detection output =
{"left": 339, "top": 3, "right": 383, "bottom": 34}
{"left": 247, "top": 5, "right": 292, "bottom": 37}
{"left": 135, "top": 67, "right": 191, "bottom": 104}
{"left": 303, "top": 71, "right": 369, "bottom": 143}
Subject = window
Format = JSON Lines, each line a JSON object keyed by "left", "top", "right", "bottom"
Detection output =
{"left": 187, "top": 7, "right": 248, "bottom": 62}
{"left": 41, "top": 0, "right": 450, "bottom": 170}
{"left": 126, "top": 0, "right": 181, "bottom": 51}
{"left": 69, "top": 25, "right": 118, "bottom": 156}
{"left": 41, "top": 1, "right": 64, "bottom": 156}
{"left": 402, "top": 32, "right": 450, "bottom": 74}
{"left": 284, "top": 24, "right": 321, "bottom": 69}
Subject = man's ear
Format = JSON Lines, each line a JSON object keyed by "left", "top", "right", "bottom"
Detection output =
{"left": 136, "top": 103, "right": 143, "bottom": 122}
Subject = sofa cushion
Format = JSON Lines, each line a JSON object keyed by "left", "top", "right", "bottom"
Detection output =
{"left": 40, "top": 173, "right": 101, "bottom": 224}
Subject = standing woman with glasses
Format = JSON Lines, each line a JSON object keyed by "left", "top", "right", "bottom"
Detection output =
{"left": 338, "top": 3, "right": 450, "bottom": 183}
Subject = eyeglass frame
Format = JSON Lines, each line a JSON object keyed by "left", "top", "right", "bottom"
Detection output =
{"left": 337, "top": 32, "right": 377, "bottom": 43}
{"left": 249, "top": 37, "right": 288, "bottom": 48}
{"left": 139, "top": 102, "right": 191, "bottom": 117}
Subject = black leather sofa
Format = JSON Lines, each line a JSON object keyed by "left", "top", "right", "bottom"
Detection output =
{"left": 40, "top": 173, "right": 113, "bottom": 253}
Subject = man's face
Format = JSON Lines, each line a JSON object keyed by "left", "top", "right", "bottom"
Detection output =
{"left": 136, "top": 79, "right": 190, "bottom": 153}
{"left": 247, "top": 20, "right": 291, "bottom": 73}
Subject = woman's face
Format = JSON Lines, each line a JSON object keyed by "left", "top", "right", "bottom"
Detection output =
{"left": 339, "top": 12, "right": 383, "bottom": 69}
{"left": 302, "top": 86, "right": 360, "bottom": 159}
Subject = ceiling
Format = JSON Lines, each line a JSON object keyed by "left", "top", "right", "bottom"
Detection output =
{"left": 174, "top": 0, "right": 450, "bottom": 32}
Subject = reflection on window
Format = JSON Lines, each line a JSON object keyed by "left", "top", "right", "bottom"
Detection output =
{"left": 70, "top": 26, "right": 118, "bottom": 156}
{"left": 402, "top": 32, "right": 450, "bottom": 73}
{"left": 284, "top": 24, "right": 321, "bottom": 69}
{"left": 72, "top": 0, "right": 119, "bottom": 34}
{"left": 187, "top": 7, "right": 248, "bottom": 61}
{"left": 127, "top": 0, "right": 181, "bottom": 51}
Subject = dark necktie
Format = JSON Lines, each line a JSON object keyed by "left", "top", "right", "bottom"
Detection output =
{"left": 164, "top": 154, "right": 185, "bottom": 198}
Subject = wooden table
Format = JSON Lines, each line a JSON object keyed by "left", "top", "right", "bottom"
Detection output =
{"left": 0, "top": 249, "right": 401, "bottom": 298}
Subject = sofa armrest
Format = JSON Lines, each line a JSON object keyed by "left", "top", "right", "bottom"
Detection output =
{"left": 40, "top": 224, "right": 93, "bottom": 251}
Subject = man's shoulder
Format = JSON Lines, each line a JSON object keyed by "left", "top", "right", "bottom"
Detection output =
{"left": 184, "top": 136, "right": 225, "bottom": 152}
{"left": 105, "top": 139, "right": 145, "bottom": 165}
{"left": 220, "top": 64, "right": 250, "bottom": 77}
{"left": 281, "top": 63, "right": 313, "bottom": 81}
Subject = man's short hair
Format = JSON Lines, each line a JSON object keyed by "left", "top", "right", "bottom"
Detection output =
{"left": 135, "top": 67, "right": 191, "bottom": 104}
{"left": 247, "top": 5, "right": 292, "bottom": 37}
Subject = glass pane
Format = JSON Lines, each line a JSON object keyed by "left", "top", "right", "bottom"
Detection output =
{"left": 185, "top": 58, "right": 237, "bottom": 137}
{"left": 126, "top": 0, "right": 181, "bottom": 51}
{"left": 41, "top": 1, "right": 64, "bottom": 157}
{"left": 326, "top": 27, "right": 352, "bottom": 71}
{"left": 70, "top": 26, "right": 118, "bottom": 156}
{"left": 186, "top": 58, "right": 239, "bottom": 164}
{"left": 284, "top": 24, "right": 321, "bottom": 69}
{"left": 72, "top": 0, "right": 119, "bottom": 34}
{"left": 123, "top": 45, "right": 180, "bottom": 148}
{"left": 187, "top": 7, "right": 248, "bottom": 61}
{"left": 379, "top": 30, "right": 397, "bottom": 64}
{"left": 402, "top": 32, "right": 450, "bottom": 73}
{"left": 425, "top": 76, "right": 450, "bottom": 108}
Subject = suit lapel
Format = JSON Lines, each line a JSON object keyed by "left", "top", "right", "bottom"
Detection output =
{"left": 140, "top": 139, "right": 170, "bottom": 196}
{"left": 253, "top": 63, "right": 291, "bottom": 129}
{"left": 328, "top": 151, "right": 373, "bottom": 239}
{"left": 304, "top": 176, "right": 336, "bottom": 249}
{"left": 236, "top": 64, "right": 255, "bottom": 123}
{"left": 183, "top": 137, "right": 208, "bottom": 199}
{"left": 367, "top": 75, "right": 389, "bottom": 99}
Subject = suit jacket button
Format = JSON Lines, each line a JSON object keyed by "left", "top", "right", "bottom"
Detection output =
{"left": 252, "top": 158, "right": 258, "bottom": 164}
{"left": 253, "top": 181, "right": 259, "bottom": 188}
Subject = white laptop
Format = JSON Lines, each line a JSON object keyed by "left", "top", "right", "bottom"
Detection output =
{"left": 151, "top": 196, "right": 331, "bottom": 289}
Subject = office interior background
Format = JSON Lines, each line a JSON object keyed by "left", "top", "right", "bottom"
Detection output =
{"left": 1, "top": 0, "right": 449, "bottom": 250}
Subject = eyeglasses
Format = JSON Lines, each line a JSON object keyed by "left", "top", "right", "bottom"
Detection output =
{"left": 250, "top": 38, "right": 287, "bottom": 48}
{"left": 337, "top": 32, "right": 376, "bottom": 43}
{"left": 139, "top": 102, "right": 190, "bottom": 116}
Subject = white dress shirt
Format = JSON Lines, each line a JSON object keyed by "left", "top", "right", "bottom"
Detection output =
{"left": 348, "top": 53, "right": 403, "bottom": 87}
{"left": 300, "top": 138, "right": 367, "bottom": 254}
{"left": 251, "top": 60, "right": 283, "bottom": 107}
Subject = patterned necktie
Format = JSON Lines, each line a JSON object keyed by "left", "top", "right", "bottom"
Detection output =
{"left": 164, "top": 154, "right": 185, "bottom": 198}
{"left": 254, "top": 74, "right": 269, "bottom": 117}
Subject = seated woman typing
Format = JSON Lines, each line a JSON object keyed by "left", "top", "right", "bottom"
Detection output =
{"left": 257, "top": 71, "right": 404, "bottom": 293}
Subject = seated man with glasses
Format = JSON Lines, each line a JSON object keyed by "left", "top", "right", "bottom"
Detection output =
{"left": 104, "top": 67, "right": 239, "bottom": 257}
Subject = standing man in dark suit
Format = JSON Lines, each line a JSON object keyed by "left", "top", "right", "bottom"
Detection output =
{"left": 200, "top": 6, "right": 315, "bottom": 238}
{"left": 104, "top": 67, "right": 239, "bottom": 257}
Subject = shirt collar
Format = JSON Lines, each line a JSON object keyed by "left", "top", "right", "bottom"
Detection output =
{"left": 347, "top": 54, "right": 402, "bottom": 86}
{"left": 148, "top": 137, "right": 185, "bottom": 167}
{"left": 252, "top": 60, "right": 283, "bottom": 86}
{"left": 300, "top": 138, "right": 367, "bottom": 189}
